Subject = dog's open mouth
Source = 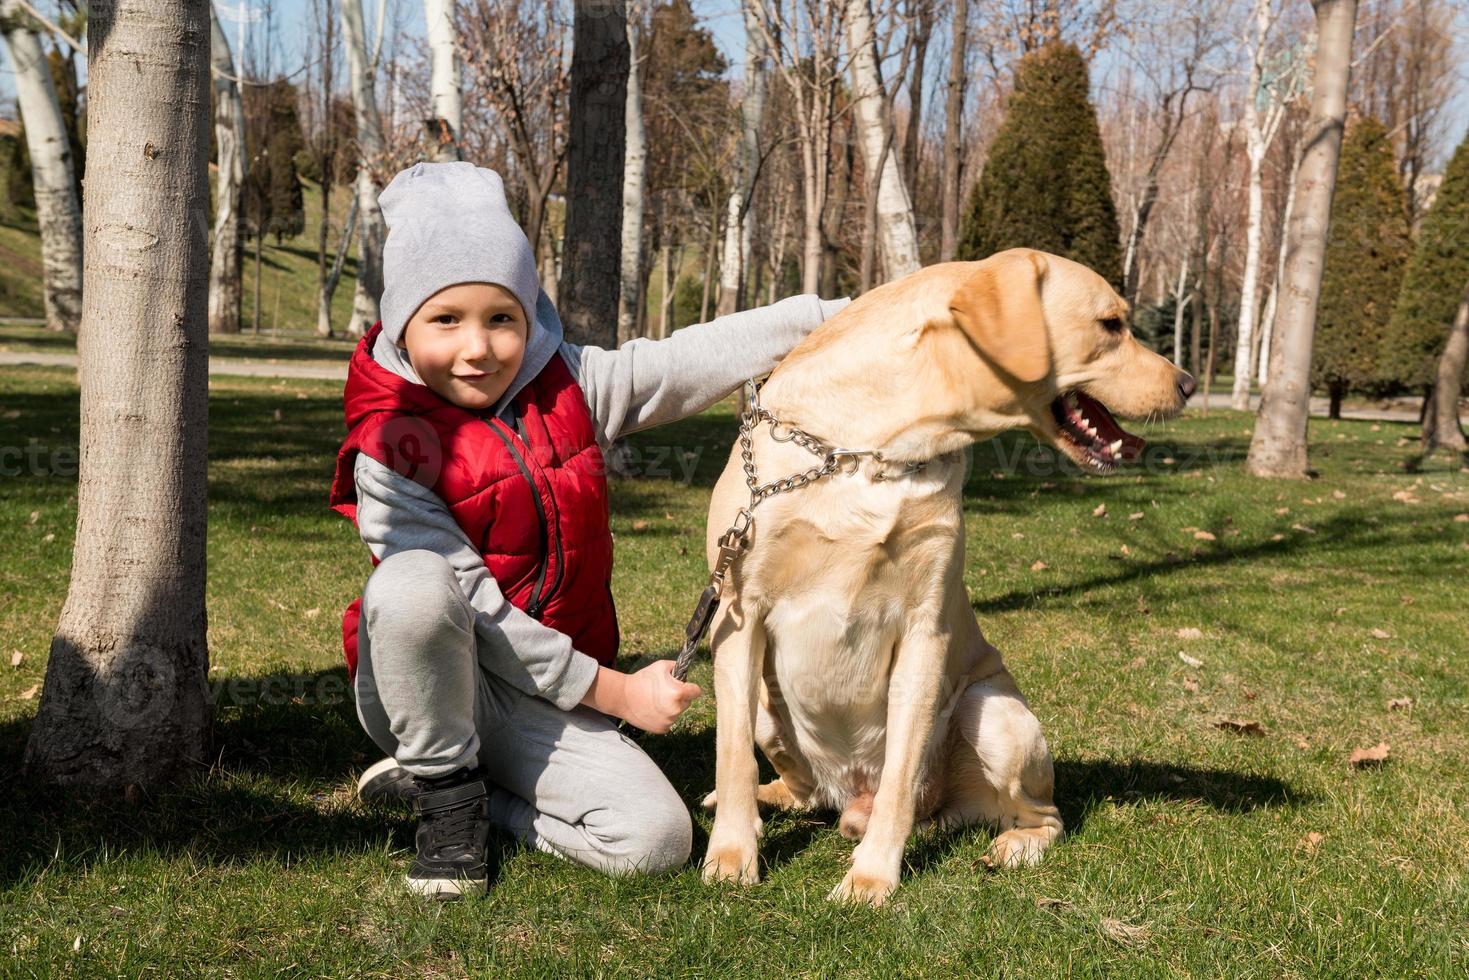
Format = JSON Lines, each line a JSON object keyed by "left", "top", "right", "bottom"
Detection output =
{"left": 1049, "top": 391, "right": 1146, "bottom": 473}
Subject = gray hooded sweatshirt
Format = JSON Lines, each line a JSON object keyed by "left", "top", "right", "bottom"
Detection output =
{"left": 353, "top": 292, "right": 850, "bottom": 712}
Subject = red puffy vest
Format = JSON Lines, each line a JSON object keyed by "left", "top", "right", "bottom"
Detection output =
{"left": 329, "top": 322, "right": 619, "bottom": 679}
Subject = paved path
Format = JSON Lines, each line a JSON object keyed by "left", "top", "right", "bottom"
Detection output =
{"left": 0, "top": 350, "right": 345, "bottom": 381}
{"left": 2, "top": 350, "right": 1463, "bottom": 425}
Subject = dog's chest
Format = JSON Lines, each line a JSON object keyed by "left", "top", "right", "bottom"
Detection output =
{"left": 749, "top": 467, "right": 962, "bottom": 802}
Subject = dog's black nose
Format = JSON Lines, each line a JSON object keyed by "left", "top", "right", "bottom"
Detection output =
{"left": 1177, "top": 373, "right": 1198, "bottom": 400}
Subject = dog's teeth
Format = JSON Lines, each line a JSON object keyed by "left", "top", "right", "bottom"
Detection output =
{"left": 1109, "top": 439, "right": 1123, "bottom": 455}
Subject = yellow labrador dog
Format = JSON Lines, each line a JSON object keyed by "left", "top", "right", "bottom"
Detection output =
{"left": 699, "top": 248, "right": 1195, "bottom": 906}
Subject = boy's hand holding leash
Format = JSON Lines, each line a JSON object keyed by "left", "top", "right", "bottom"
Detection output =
{"left": 584, "top": 661, "right": 701, "bottom": 735}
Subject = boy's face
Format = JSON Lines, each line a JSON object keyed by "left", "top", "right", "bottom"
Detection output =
{"left": 397, "top": 282, "right": 529, "bottom": 411}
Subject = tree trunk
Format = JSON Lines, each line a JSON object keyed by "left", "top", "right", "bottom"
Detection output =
{"left": 24, "top": 0, "right": 212, "bottom": 788}
{"left": 844, "top": 0, "right": 920, "bottom": 282}
{"left": 1, "top": 0, "right": 83, "bottom": 334}
{"left": 939, "top": 0, "right": 967, "bottom": 262}
{"left": 1232, "top": 143, "right": 1267, "bottom": 410}
{"left": 718, "top": 1, "right": 768, "bottom": 317}
{"left": 341, "top": 0, "right": 388, "bottom": 336}
{"left": 560, "top": 0, "right": 628, "bottom": 348}
{"left": 1258, "top": 145, "right": 1301, "bottom": 388}
{"left": 658, "top": 241, "right": 675, "bottom": 339}
{"left": 207, "top": 4, "right": 245, "bottom": 336}
{"left": 700, "top": 198, "right": 719, "bottom": 323}
{"left": 423, "top": 0, "right": 463, "bottom": 162}
{"left": 900, "top": 0, "right": 933, "bottom": 198}
{"left": 1171, "top": 258, "right": 1190, "bottom": 368}
{"left": 1328, "top": 383, "right": 1343, "bottom": 420}
{"left": 1422, "top": 278, "right": 1469, "bottom": 453}
{"left": 1247, "top": 0, "right": 1358, "bottom": 479}
{"left": 315, "top": 0, "right": 339, "bottom": 339}
{"left": 617, "top": 9, "right": 645, "bottom": 345}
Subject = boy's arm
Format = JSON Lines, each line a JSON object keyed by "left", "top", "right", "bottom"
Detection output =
{"left": 353, "top": 453, "right": 599, "bottom": 711}
{"left": 559, "top": 293, "right": 851, "bottom": 450}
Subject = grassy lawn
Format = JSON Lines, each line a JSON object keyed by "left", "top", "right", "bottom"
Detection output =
{"left": 1, "top": 363, "right": 1466, "bottom": 975}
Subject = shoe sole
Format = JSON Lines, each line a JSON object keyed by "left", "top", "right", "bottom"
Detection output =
{"left": 357, "top": 757, "right": 415, "bottom": 802}
{"left": 405, "top": 873, "right": 487, "bottom": 899}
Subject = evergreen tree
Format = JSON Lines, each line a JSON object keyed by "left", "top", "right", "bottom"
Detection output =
{"left": 1383, "top": 127, "right": 1469, "bottom": 392}
{"left": 957, "top": 42, "right": 1122, "bottom": 288}
{"left": 1312, "top": 116, "right": 1410, "bottom": 418}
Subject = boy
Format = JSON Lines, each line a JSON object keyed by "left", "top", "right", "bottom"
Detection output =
{"left": 328, "top": 162, "right": 848, "bottom": 897}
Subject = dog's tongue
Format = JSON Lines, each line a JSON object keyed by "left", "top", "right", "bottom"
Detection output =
{"left": 1075, "top": 392, "right": 1146, "bottom": 461}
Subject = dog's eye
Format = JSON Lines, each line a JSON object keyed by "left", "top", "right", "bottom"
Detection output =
{"left": 1100, "top": 317, "right": 1124, "bottom": 333}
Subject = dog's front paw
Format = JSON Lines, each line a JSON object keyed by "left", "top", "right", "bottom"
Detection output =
{"left": 984, "top": 826, "right": 1059, "bottom": 869}
{"left": 827, "top": 867, "right": 898, "bottom": 907}
{"left": 701, "top": 839, "right": 761, "bottom": 885}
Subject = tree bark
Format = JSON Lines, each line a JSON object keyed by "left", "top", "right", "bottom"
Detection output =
{"left": 1422, "top": 278, "right": 1469, "bottom": 453}
{"left": 560, "top": 0, "right": 628, "bottom": 348}
{"left": 939, "top": 0, "right": 967, "bottom": 262}
{"left": 1, "top": 0, "right": 83, "bottom": 334}
{"left": 900, "top": 0, "right": 933, "bottom": 198}
{"left": 617, "top": 7, "right": 646, "bottom": 344}
{"left": 717, "top": 1, "right": 768, "bottom": 317}
{"left": 844, "top": 0, "right": 920, "bottom": 282}
{"left": 315, "top": 0, "right": 339, "bottom": 338}
{"left": 1247, "top": 0, "right": 1358, "bottom": 479}
{"left": 207, "top": 3, "right": 245, "bottom": 336}
{"left": 341, "top": 0, "right": 388, "bottom": 336}
{"left": 24, "top": 0, "right": 212, "bottom": 787}
{"left": 423, "top": 0, "right": 463, "bottom": 162}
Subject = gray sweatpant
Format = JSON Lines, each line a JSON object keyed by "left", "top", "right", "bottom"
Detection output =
{"left": 352, "top": 549, "right": 693, "bottom": 876}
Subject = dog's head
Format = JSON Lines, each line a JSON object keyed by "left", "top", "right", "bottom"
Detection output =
{"left": 947, "top": 248, "right": 1195, "bottom": 472}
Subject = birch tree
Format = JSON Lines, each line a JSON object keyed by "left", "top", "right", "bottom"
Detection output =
{"left": 0, "top": 0, "right": 83, "bottom": 334}
{"left": 617, "top": 2, "right": 646, "bottom": 343}
{"left": 717, "top": 0, "right": 770, "bottom": 317}
{"left": 1246, "top": 0, "right": 1357, "bottom": 479}
{"left": 1231, "top": 0, "right": 1305, "bottom": 411}
{"left": 341, "top": 0, "right": 389, "bottom": 336}
{"left": 207, "top": 1, "right": 247, "bottom": 335}
{"left": 844, "top": 0, "right": 920, "bottom": 286}
{"left": 24, "top": 0, "right": 213, "bottom": 787}
{"left": 423, "top": 0, "right": 463, "bottom": 161}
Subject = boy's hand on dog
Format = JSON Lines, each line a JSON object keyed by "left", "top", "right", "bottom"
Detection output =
{"left": 618, "top": 660, "right": 702, "bottom": 734}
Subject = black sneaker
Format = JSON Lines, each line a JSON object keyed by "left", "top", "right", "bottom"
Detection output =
{"left": 405, "top": 766, "right": 492, "bottom": 899}
{"left": 357, "top": 757, "right": 417, "bottom": 803}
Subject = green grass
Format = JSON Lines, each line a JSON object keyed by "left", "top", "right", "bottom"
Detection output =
{"left": 0, "top": 364, "right": 1466, "bottom": 976}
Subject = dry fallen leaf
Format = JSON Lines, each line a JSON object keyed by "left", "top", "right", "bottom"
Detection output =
{"left": 1178, "top": 652, "right": 1204, "bottom": 668}
{"left": 9, "top": 650, "right": 21, "bottom": 668}
{"left": 1128, "top": 511, "right": 1145, "bottom": 521}
{"left": 19, "top": 683, "right": 39, "bottom": 700}
{"left": 1270, "top": 533, "right": 1285, "bottom": 542}
{"left": 304, "top": 607, "right": 321, "bottom": 620}
{"left": 1177, "top": 627, "right": 1203, "bottom": 640}
{"left": 1119, "top": 544, "right": 1131, "bottom": 556}
{"left": 1182, "top": 677, "right": 1199, "bottom": 693}
{"left": 1194, "top": 530, "right": 1216, "bottom": 541}
{"left": 1012, "top": 532, "right": 1025, "bottom": 539}
{"left": 1386, "top": 697, "right": 1413, "bottom": 711}
{"left": 1332, "top": 490, "right": 1347, "bottom": 500}
{"left": 632, "top": 519, "right": 650, "bottom": 532}
{"left": 1291, "top": 523, "right": 1316, "bottom": 534}
{"left": 1030, "top": 560, "right": 1049, "bottom": 571}
{"left": 1093, "top": 503, "right": 1107, "bottom": 517}
{"left": 1370, "top": 628, "right": 1392, "bottom": 640}
{"left": 1275, "top": 507, "right": 1290, "bottom": 515}
{"left": 1099, "top": 917, "right": 1151, "bottom": 946}
{"left": 1214, "top": 719, "right": 1265, "bottom": 736}
{"left": 1391, "top": 490, "right": 1419, "bottom": 504}
{"left": 42, "top": 533, "right": 54, "bottom": 543}
{"left": 27, "top": 511, "right": 39, "bottom": 525}
{"left": 1455, "top": 514, "right": 1469, "bottom": 523}
{"left": 1349, "top": 742, "right": 1390, "bottom": 767}
{"left": 1127, "top": 655, "right": 1147, "bottom": 669}
{"left": 1299, "top": 831, "right": 1325, "bottom": 852}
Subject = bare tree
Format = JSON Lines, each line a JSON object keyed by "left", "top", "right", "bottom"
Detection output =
{"left": 899, "top": 0, "right": 934, "bottom": 198}
{"left": 1231, "top": 0, "right": 1307, "bottom": 411}
{"left": 0, "top": 0, "right": 83, "bottom": 334}
{"left": 717, "top": 0, "right": 771, "bottom": 316}
{"left": 341, "top": 0, "right": 389, "bottom": 336}
{"left": 24, "top": 0, "right": 212, "bottom": 787}
{"left": 1421, "top": 278, "right": 1469, "bottom": 455}
{"left": 207, "top": 1, "right": 246, "bottom": 336}
{"left": 458, "top": 0, "right": 570, "bottom": 264}
{"left": 423, "top": 0, "right": 463, "bottom": 161}
{"left": 1246, "top": 0, "right": 1357, "bottom": 479}
{"left": 559, "top": 0, "right": 628, "bottom": 346}
{"left": 751, "top": 0, "right": 849, "bottom": 294}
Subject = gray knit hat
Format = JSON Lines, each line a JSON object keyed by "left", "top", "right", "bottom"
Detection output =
{"left": 377, "top": 162, "right": 541, "bottom": 345}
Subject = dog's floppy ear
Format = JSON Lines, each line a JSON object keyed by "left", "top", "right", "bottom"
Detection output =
{"left": 948, "top": 249, "right": 1051, "bottom": 384}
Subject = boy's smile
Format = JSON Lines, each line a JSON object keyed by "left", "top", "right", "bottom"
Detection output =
{"left": 397, "top": 282, "right": 529, "bottom": 411}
